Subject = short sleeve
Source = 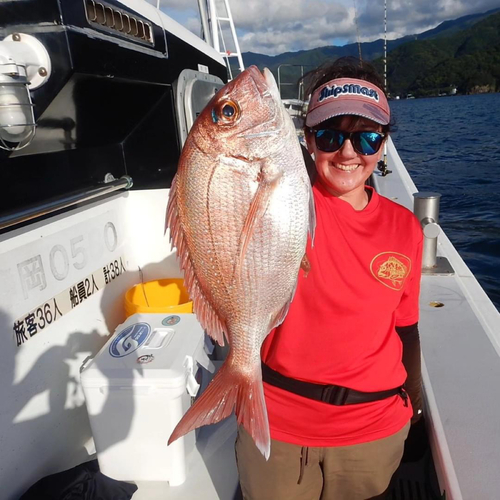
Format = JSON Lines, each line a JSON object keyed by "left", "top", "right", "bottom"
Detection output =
{"left": 395, "top": 222, "right": 423, "bottom": 327}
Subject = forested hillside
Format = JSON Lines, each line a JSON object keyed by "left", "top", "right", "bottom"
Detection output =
{"left": 374, "top": 11, "right": 500, "bottom": 97}
{"left": 242, "top": 8, "right": 500, "bottom": 99}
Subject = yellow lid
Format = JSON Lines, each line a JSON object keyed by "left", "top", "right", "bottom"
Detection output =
{"left": 124, "top": 279, "right": 193, "bottom": 317}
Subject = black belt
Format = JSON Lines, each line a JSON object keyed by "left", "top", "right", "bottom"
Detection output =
{"left": 262, "top": 363, "right": 407, "bottom": 406}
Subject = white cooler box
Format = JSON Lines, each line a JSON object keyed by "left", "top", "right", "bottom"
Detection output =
{"left": 81, "top": 312, "right": 213, "bottom": 486}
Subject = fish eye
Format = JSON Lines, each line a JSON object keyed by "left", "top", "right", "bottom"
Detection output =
{"left": 214, "top": 99, "right": 240, "bottom": 124}
{"left": 222, "top": 104, "right": 235, "bottom": 117}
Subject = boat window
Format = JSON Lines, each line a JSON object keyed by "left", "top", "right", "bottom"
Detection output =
{"left": 174, "top": 69, "right": 225, "bottom": 148}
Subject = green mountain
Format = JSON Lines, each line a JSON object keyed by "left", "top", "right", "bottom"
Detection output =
{"left": 242, "top": 8, "right": 500, "bottom": 99}
{"left": 374, "top": 11, "right": 500, "bottom": 97}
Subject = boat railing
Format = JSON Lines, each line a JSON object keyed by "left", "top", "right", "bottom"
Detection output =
{"left": 277, "top": 63, "right": 314, "bottom": 101}
{"left": 0, "top": 174, "right": 133, "bottom": 231}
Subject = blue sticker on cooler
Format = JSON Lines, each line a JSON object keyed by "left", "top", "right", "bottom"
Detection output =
{"left": 109, "top": 322, "right": 151, "bottom": 358}
{"left": 162, "top": 315, "right": 180, "bottom": 326}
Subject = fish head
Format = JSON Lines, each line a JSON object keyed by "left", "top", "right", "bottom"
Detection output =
{"left": 187, "top": 66, "right": 294, "bottom": 158}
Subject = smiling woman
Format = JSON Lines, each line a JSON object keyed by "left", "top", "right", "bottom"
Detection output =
{"left": 306, "top": 117, "right": 386, "bottom": 209}
{"left": 303, "top": 63, "right": 391, "bottom": 210}
{"left": 236, "top": 57, "right": 424, "bottom": 500}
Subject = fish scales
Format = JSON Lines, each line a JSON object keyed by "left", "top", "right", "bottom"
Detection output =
{"left": 167, "top": 66, "right": 315, "bottom": 459}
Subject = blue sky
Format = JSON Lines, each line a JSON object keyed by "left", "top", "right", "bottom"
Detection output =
{"left": 150, "top": 0, "right": 500, "bottom": 55}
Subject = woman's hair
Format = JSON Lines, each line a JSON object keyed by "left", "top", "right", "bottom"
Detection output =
{"left": 301, "top": 56, "right": 392, "bottom": 133}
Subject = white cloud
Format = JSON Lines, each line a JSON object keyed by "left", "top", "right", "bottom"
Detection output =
{"left": 157, "top": 0, "right": 500, "bottom": 55}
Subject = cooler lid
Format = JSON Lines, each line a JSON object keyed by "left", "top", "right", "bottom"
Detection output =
{"left": 80, "top": 313, "right": 209, "bottom": 388}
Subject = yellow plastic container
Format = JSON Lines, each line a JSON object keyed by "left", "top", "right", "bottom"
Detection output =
{"left": 124, "top": 279, "right": 193, "bottom": 318}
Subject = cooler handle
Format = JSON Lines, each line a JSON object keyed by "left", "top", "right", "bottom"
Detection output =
{"left": 184, "top": 355, "right": 201, "bottom": 397}
{"left": 144, "top": 328, "right": 174, "bottom": 349}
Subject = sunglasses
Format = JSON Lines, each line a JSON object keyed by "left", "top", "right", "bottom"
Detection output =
{"left": 309, "top": 129, "right": 386, "bottom": 156}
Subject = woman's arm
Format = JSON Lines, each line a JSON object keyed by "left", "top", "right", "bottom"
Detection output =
{"left": 396, "top": 322, "right": 422, "bottom": 424}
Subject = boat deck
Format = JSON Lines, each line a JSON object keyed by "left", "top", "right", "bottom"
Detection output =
{"left": 375, "top": 139, "right": 500, "bottom": 500}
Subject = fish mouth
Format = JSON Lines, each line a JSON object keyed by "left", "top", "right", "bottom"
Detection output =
{"left": 262, "top": 68, "right": 281, "bottom": 101}
{"left": 236, "top": 66, "right": 284, "bottom": 139}
{"left": 244, "top": 66, "right": 281, "bottom": 104}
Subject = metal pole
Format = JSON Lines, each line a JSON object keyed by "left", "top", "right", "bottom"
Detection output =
{"left": 208, "top": 0, "right": 220, "bottom": 53}
{"left": 224, "top": 0, "right": 245, "bottom": 73}
{"left": 383, "top": 0, "right": 388, "bottom": 169}
{"left": 0, "top": 175, "right": 133, "bottom": 231}
{"left": 413, "top": 192, "right": 441, "bottom": 269}
{"left": 197, "top": 0, "right": 212, "bottom": 47}
{"left": 384, "top": 0, "right": 387, "bottom": 92}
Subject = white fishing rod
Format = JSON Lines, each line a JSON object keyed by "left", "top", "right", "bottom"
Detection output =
{"left": 383, "top": 0, "right": 387, "bottom": 168}
{"left": 384, "top": 0, "right": 387, "bottom": 93}
{"left": 377, "top": 0, "right": 391, "bottom": 176}
{"left": 382, "top": 0, "right": 389, "bottom": 173}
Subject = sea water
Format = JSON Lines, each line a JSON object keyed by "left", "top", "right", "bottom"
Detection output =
{"left": 391, "top": 93, "right": 500, "bottom": 310}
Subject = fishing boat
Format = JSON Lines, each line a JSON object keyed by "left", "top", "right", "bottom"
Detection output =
{"left": 0, "top": 1, "right": 499, "bottom": 499}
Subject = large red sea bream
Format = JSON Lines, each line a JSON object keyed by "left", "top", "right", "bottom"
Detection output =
{"left": 166, "top": 66, "right": 315, "bottom": 459}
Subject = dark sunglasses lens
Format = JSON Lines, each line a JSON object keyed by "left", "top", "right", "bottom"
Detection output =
{"left": 315, "top": 129, "right": 343, "bottom": 152}
{"left": 355, "top": 132, "right": 383, "bottom": 155}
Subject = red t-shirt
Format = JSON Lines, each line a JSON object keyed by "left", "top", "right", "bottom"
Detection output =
{"left": 261, "top": 183, "right": 423, "bottom": 447}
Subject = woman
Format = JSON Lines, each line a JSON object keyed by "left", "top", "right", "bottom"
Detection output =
{"left": 236, "top": 57, "right": 424, "bottom": 500}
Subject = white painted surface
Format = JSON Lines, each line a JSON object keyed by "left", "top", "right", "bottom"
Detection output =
{"left": 0, "top": 189, "right": 181, "bottom": 499}
{"left": 132, "top": 418, "right": 239, "bottom": 500}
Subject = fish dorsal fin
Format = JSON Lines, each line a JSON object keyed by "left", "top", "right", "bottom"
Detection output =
{"left": 300, "top": 252, "right": 311, "bottom": 277}
{"left": 308, "top": 183, "right": 316, "bottom": 244}
{"left": 235, "top": 161, "right": 283, "bottom": 279}
{"left": 166, "top": 176, "right": 227, "bottom": 346}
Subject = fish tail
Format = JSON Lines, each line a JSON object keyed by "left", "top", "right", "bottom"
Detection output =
{"left": 168, "top": 363, "right": 271, "bottom": 460}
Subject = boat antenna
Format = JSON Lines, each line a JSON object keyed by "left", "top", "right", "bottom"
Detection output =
{"left": 378, "top": 0, "right": 391, "bottom": 176}
{"left": 353, "top": 0, "right": 363, "bottom": 63}
{"left": 384, "top": 0, "right": 387, "bottom": 92}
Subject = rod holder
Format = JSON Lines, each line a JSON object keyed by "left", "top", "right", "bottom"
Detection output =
{"left": 413, "top": 192, "right": 454, "bottom": 275}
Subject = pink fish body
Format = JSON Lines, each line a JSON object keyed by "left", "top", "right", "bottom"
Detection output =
{"left": 167, "top": 66, "right": 315, "bottom": 459}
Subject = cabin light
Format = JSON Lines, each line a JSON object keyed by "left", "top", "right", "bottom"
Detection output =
{"left": 0, "top": 79, "right": 35, "bottom": 149}
{"left": 0, "top": 33, "right": 51, "bottom": 151}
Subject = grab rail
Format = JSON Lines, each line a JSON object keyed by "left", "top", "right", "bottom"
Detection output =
{"left": 0, "top": 174, "right": 133, "bottom": 231}
{"left": 277, "top": 64, "right": 314, "bottom": 100}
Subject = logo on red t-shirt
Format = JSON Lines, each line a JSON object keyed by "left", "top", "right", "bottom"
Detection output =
{"left": 370, "top": 252, "right": 411, "bottom": 290}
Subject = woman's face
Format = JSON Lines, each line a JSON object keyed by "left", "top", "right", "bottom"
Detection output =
{"left": 306, "top": 116, "right": 385, "bottom": 204}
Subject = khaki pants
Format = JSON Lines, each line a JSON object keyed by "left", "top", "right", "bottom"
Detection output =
{"left": 235, "top": 421, "right": 410, "bottom": 500}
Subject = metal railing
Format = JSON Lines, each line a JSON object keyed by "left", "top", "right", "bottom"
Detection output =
{"left": 277, "top": 64, "right": 314, "bottom": 101}
{"left": 0, "top": 174, "right": 133, "bottom": 231}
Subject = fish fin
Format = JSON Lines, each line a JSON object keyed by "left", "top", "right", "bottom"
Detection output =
{"left": 270, "top": 293, "right": 294, "bottom": 330}
{"left": 166, "top": 175, "right": 227, "bottom": 347}
{"left": 235, "top": 162, "right": 282, "bottom": 279}
{"left": 168, "top": 363, "right": 271, "bottom": 460}
{"left": 308, "top": 184, "right": 316, "bottom": 245}
{"left": 300, "top": 252, "right": 311, "bottom": 277}
{"left": 269, "top": 271, "right": 300, "bottom": 330}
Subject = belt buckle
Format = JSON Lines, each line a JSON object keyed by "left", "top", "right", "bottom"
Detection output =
{"left": 321, "top": 385, "right": 349, "bottom": 405}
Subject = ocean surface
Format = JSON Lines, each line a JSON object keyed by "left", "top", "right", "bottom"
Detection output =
{"left": 390, "top": 93, "right": 500, "bottom": 310}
